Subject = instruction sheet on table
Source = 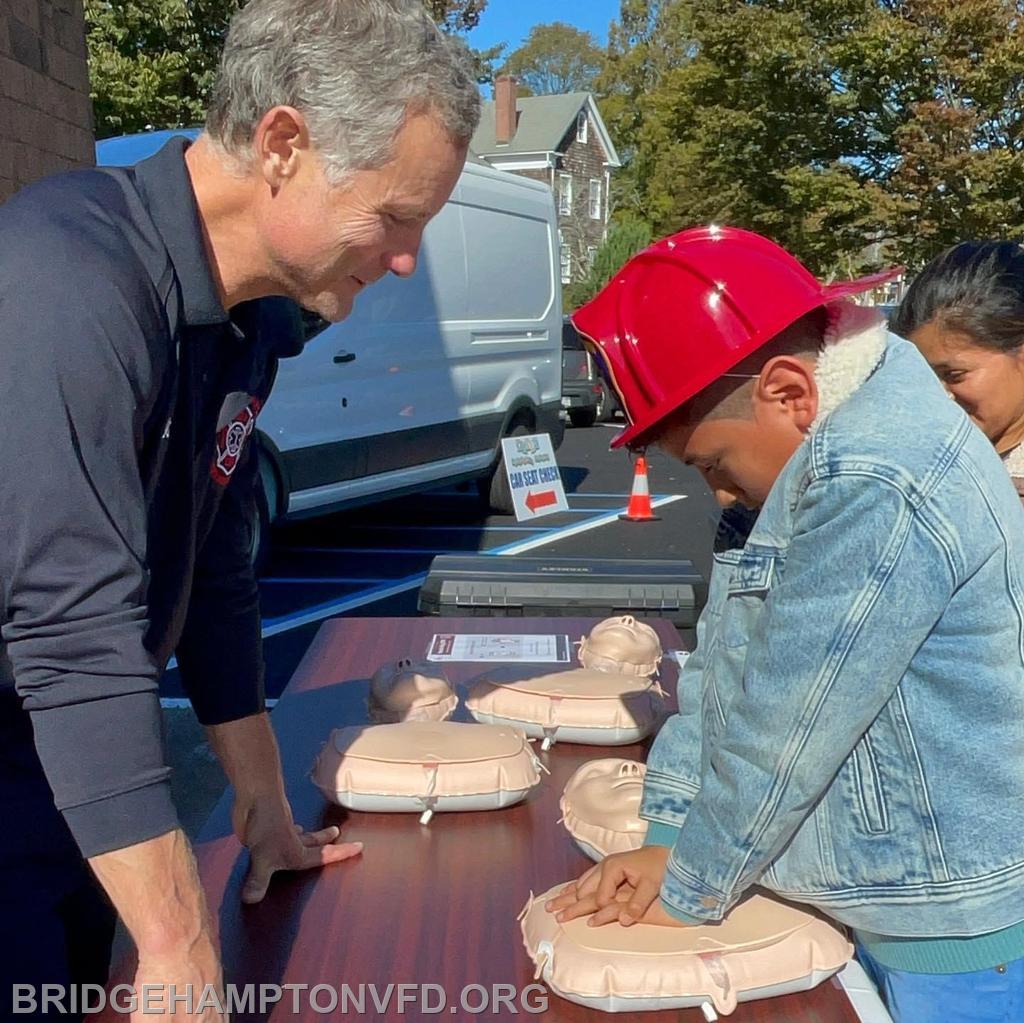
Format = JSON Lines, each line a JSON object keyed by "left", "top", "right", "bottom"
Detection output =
{"left": 427, "top": 633, "right": 571, "bottom": 663}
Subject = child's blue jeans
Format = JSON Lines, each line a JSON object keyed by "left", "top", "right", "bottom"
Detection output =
{"left": 856, "top": 942, "right": 1024, "bottom": 1023}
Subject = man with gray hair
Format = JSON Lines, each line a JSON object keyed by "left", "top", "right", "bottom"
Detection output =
{"left": 0, "top": 0, "right": 479, "bottom": 1014}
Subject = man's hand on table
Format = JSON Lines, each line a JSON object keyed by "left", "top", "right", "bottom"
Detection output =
{"left": 232, "top": 788, "right": 363, "bottom": 904}
{"left": 206, "top": 711, "right": 362, "bottom": 904}
{"left": 545, "top": 846, "right": 692, "bottom": 928}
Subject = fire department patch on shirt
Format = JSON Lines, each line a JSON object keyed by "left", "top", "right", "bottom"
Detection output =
{"left": 211, "top": 392, "right": 263, "bottom": 486}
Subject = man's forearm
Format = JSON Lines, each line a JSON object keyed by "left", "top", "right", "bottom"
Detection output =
{"left": 89, "top": 829, "right": 214, "bottom": 958}
{"left": 206, "top": 711, "right": 284, "bottom": 800}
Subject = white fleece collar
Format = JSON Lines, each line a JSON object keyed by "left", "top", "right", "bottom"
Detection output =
{"left": 1002, "top": 443, "right": 1024, "bottom": 478}
{"left": 810, "top": 301, "right": 889, "bottom": 432}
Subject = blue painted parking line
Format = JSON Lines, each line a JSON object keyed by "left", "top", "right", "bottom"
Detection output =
{"left": 260, "top": 577, "right": 393, "bottom": 585}
{"left": 544, "top": 507, "right": 629, "bottom": 514}
{"left": 569, "top": 492, "right": 659, "bottom": 499}
{"left": 488, "top": 497, "right": 684, "bottom": 555}
{"left": 573, "top": 491, "right": 675, "bottom": 499}
{"left": 394, "top": 489, "right": 641, "bottom": 505}
{"left": 261, "top": 576, "right": 431, "bottom": 638}
{"left": 345, "top": 524, "right": 552, "bottom": 533}
{"left": 276, "top": 547, "right": 466, "bottom": 556}
{"left": 256, "top": 494, "right": 686, "bottom": 640}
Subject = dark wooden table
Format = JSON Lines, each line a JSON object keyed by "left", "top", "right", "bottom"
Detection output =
{"left": 151, "top": 617, "right": 865, "bottom": 1021}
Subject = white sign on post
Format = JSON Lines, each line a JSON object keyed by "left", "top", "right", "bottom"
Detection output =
{"left": 501, "top": 433, "right": 569, "bottom": 521}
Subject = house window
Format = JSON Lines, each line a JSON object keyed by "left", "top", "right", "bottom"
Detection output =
{"left": 559, "top": 230, "right": 572, "bottom": 284}
{"left": 589, "top": 179, "right": 602, "bottom": 220}
{"left": 576, "top": 110, "right": 588, "bottom": 144}
{"left": 558, "top": 173, "right": 573, "bottom": 216}
{"left": 587, "top": 245, "right": 598, "bottom": 268}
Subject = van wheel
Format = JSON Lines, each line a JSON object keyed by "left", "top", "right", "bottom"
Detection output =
{"left": 251, "top": 451, "right": 277, "bottom": 574}
{"left": 479, "top": 418, "right": 531, "bottom": 515}
{"left": 595, "top": 383, "right": 614, "bottom": 423}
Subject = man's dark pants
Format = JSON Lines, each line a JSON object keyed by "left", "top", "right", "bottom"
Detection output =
{"left": 0, "top": 690, "right": 116, "bottom": 1020}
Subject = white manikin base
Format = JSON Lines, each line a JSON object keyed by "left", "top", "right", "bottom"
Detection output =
{"left": 540, "top": 968, "right": 843, "bottom": 1018}
{"left": 468, "top": 709, "right": 651, "bottom": 747}
{"left": 338, "top": 790, "right": 534, "bottom": 815}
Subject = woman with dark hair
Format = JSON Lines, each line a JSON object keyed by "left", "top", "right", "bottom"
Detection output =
{"left": 892, "top": 241, "right": 1024, "bottom": 497}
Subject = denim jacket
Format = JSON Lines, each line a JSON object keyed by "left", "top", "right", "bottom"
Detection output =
{"left": 641, "top": 333, "right": 1024, "bottom": 937}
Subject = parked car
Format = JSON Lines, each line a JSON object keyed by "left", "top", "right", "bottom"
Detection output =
{"left": 561, "top": 317, "right": 617, "bottom": 427}
{"left": 97, "top": 130, "right": 564, "bottom": 560}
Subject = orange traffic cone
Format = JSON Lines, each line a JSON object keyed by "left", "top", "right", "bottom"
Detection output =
{"left": 620, "top": 455, "right": 660, "bottom": 522}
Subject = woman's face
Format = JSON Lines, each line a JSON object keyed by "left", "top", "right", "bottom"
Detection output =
{"left": 908, "top": 319, "right": 1024, "bottom": 451}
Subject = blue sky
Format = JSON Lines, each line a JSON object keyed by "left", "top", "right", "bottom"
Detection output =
{"left": 468, "top": 0, "right": 622, "bottom": 60}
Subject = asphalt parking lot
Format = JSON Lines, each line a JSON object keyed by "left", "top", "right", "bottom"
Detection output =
{"left": 161, "top": 419, "right": 721, "bottom": 706}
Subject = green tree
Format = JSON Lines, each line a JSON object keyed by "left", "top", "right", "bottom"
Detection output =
{"left": 880, "top": 0, "right": 1024, "bottom": 266}
{"left": 86, "top": 0, "right": 242, "bottom": 138}
{"left": 502, "top": 22, "right": 606, "bottom": 95}
{"left": 602, "top": 0, "right": 895, "bottom": 277}
{"left": 87, "top": 0, "right": 491, "bottom": 139}
{"left": 565, "top": 218, "right": 653, "bottom": 310}
{"left": 471, "top": 42, "right": 509, "bottom": 89}
{"left": 600, "top": 0, "right": 1024, "bottom": 275}
{"left": 424, "top": 0, "right": 487, "bottom": 33}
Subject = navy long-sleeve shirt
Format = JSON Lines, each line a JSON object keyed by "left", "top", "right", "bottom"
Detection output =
{"left": 0, "top": 137, "right": 303, "bottom": 857}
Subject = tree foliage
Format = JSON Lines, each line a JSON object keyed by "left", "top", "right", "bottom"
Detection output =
{"left": 880, "top": 0, "right": 1024, "bottom": 265}
{"left": 424, "top": 0, "right": 487, "bottom": 33}
{"left": 86, "top": 0, "right": 242, "bottom": 137}
{"left": 502, "top": 22, "right": 606, "bottom": 95}
{"left": 86, "top": 0, "right": 491, "bottom": 139}
{"left": 602, "top": 0, "right": 1024, "bottom": 276}
{"left": 85, "top": 0, "right": 1024, "bottom": 276}
{"left": 565, "top": 219, "right": 654, "bottom": 309}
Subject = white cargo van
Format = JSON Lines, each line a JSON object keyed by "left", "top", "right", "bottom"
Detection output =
{"left": 96, "top": 133, "right": 564, "bottom": 553}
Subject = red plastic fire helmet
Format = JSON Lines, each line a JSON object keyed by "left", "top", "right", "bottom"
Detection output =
{"left": 571, "top": 226, "right": 903, "bottom": 449}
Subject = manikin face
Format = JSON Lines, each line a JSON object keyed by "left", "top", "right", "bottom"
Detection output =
{"left": 256, "top": 111, "right": 467, "bottom": 323}
{"left": 579, "top": 616, "right": 661, "bottom": 675}
{"left": 908, "top": 320, "right": 1024, "bottom": 452}
{"left": 655, "top": 358, "right": 819, "bottom": 509}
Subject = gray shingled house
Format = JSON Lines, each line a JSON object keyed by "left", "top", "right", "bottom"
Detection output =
{"left": 471, "top": 78, "right": 622, "bottom": 287}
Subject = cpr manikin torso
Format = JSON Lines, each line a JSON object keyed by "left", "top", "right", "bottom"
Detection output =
{"left": 520, "top": 887, "right": 852, "bottom": 1018}
{"left": 465, "top": 667, "right": 665, "bottom": 749}
{"left": 367, "top": 659, "right": 457, "bottom": 723}
{"left": 577, "top": 616, "right": 663, "bottom": 678}
{"left": 312, "top": 721, "right": 543, "bottom": 824}
{"left": 560, "top": 759, "right": 648, "bottom": 860}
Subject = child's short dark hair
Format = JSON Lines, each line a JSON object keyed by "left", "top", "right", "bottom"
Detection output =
{"left": 648, "top": 306, "right": 826, "bottom": 441}
{"left": 892, "top": 241, "right": 1024, "bottom": 354}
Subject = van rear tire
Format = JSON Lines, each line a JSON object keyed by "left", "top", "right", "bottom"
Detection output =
{"left": 479, "top": 418, "right": 532, "bottom": 515}
{"left": 569, "top": 408, "right": 597, "bottom": 428}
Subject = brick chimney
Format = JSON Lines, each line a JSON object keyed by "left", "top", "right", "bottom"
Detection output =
{"left": 495, "top": 75, "right": 517, "bottom": 145}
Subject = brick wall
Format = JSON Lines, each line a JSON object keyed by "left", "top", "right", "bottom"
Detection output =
{"left": 555, "top": 113, "right": 612, "bottom": 282}
{"left": 0, "top": 1, "right": 93, "bottom": 203}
